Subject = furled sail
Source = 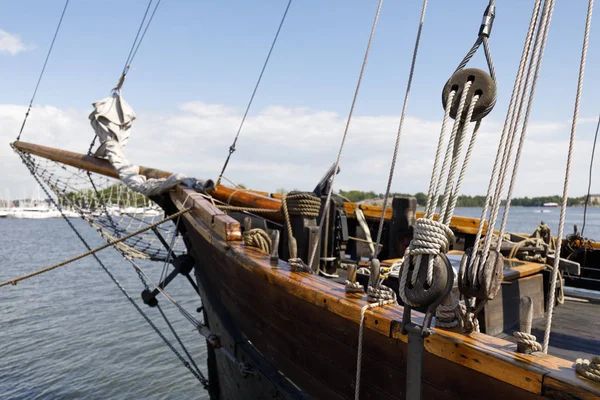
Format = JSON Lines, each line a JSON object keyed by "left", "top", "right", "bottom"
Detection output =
{"left": 89, "top": 93, "right": 194, "bottom": 196}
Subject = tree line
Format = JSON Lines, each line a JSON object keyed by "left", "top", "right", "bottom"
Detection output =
{"left": 337, "top": 190, "right": 596, "bottom": 207}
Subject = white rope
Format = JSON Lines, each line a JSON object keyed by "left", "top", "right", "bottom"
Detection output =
{"left": 513, "top": 331, "right": 542, "bottom": 352}
{"left": 307, "top": 0, "right": 384, "bottom": 271}
{"left": 354, "top": 300, "right": 395, "bottom": 400}
{"left": 474, "top": 0, "right": 554, "bottom": 275}
{"left": 374, "top": 0, "right": 428, "bottom": 256}
{"left": 345, "top": 280, "right": 364, "bottom": 294}
{"left": 543, "top": 0, "right": 593, "bottom": 354}
{"left": 425, "top": 90, "right": 456, "bottom": 218}
{"left": 399, "top": 83, "right": 480, "bottom": 307}
{"left": 442, "top": 101, "right": 482, "bottom": 225}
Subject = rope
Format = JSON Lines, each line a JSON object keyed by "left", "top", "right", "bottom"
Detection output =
{"left": 243, "top": 228, "right": 272, "bottom": 254}
{"left": 157, "top": 304, "right": 207, "bottom": 387}
{"left": 494, "top": 0, "right": 555, "bottom": 250}
{"left": 216, "top": 0, "right": 293, "bottom": 185}
{"left": 217, "top": 205, "right": 280, "bottom": 214}
{"left": 0, "top": 207, "right": 191, "bottom": 288}
{"left": 16, "top": 0, "right": 70, "bottom": 141}
{"left": 16, "top": 151, "right": 207, "bottom": 386}
{"left": 544, "top": 0, "right": 593, "bottom": 354}
{"left": 306, "top": 0, "right": 384, "bottom": 272}
{"left": 281, "top": 193, "right": 320, "bottom": 273}
{"left": 467, "top": 0, "right": 550, "bottom": 305}
{"left": 575, "top": 357, "right": 600, "bottom": 382}
{"left": 424, "top": 90, "right": 456, "bottom": 219}
{"left": 373, "top": 0, "right": 428, "bottom": 257}
{"left": 513, "top": 331, "right": 542, "bottom": 352}
{"left": 453, "top": 0, "right": 497, "bottom": 116}
{"left": 354, "top": 300, "right": 395, "bottom": 400}
{"left": 398, "top": 84, "right": 478, "bottom": 307}
{"left": 345, "top": 280, "right": 364, "bottom": 294}
{"left": 435, "top": 291, "right": 460, "bottom": 328}
{"left": 113, "top": 0, "right": 162, "bottom": 91}
{"left": 582, "top": 112, "right": 599, "bottom": 235}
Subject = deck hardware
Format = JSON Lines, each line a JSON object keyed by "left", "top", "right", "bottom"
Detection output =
{"left": 270, "top": 230, "right": 280, "bottom": 266}
{"left": 141, "top": 254, "right": 195, "bottom": 307}
{"left": 458, "top": 248, "right": 504, "bottom": 300}
{"left": 442, "top": 68, "right": 496, "bottom": 122}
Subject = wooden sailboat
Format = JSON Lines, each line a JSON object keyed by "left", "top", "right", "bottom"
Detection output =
{"left": 11, "top": 140, "right": 600, "bottom": 399}
{"left": 7, "top": 0, "right": 600, "bottom": 398}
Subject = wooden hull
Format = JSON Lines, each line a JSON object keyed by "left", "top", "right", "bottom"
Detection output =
{"left": 169, "top": 186, "right": 600, "bottom": 400}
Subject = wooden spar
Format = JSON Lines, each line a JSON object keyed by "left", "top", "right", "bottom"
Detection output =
{"left": 12, "top": 140, "right": 172, "bottom": 180}
{"left": 11, "top": 140, "right": 600, "bottom": 247}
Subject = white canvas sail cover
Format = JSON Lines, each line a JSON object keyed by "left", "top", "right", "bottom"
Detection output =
{"left": 89, "top": 93, "right": 193, "bottom": 196}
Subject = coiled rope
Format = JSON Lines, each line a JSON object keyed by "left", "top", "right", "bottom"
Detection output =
{"left": 243, "top": 228, "right": 272, "bottom": 254}
{"left": 513, "top": 331, "right": 542, "bottom": 353}
{"left": 281, "top": 192, "right": 321, "bottom": 273}
{"left": 575, "top": 357, "right": 600, "bottom": 382}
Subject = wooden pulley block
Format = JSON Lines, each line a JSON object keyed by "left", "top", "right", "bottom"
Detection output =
{"left": 442, "top": 68, "right": 496, "bottom": 122}
{"left": 402, "top": 254, "right": 453, "bottom": 308}
{"left": 458, "top": 248, "right": 504, "bottom": 300}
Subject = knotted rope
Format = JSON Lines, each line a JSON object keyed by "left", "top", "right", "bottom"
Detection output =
{"left": 435, "top": 291, "right": 461, "bottom": 329}
{"left": 345, "top": 280, "right": 364, "bottom": 294}
{"left": 243, "top": 228, "right": 272, "bottom": 254}
{"left": 513, "top": 331, "right": 542, "bottom": 352}
{"left": 575, "top": 357, "right": 600, "bottom": 382}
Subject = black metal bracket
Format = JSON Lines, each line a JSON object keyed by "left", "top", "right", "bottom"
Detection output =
{"left": 141, "top": 254, "right": 196, "bottom": 307}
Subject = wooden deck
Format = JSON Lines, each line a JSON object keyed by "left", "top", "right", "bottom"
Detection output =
{"left": 498, "top": 296, "right": 600, "bottom": 362}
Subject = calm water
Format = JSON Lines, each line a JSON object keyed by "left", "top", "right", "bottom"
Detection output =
{"left": 0, "top": 218, "right": 209, "bottom": 400}
{"left": 0, "top": 207, "right": 599, "bottom": 399}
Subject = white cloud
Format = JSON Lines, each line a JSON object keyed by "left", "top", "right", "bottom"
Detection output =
{"left": 0, "top": 29, "right": 34, "bottom": 55}
{"left": 0, "top": 100, "right": 598, "bottom": 200}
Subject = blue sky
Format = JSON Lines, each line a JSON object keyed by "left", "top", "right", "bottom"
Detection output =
{"left": 1, "top": 0, "right": 599, "bottom": 197}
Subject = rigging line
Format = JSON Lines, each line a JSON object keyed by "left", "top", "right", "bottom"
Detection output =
{"left": 128, "top": 257, "right": 199, "bottom": 326}
{"left": 582, "top": 113, "right": 599, "bottom": 235}
{"left": 307, "top": 0, "right": 384, "bottom": 270}
{"left": 216, "top": 0, "right": 293, "bottom": 186}
{"left": 495, "top": 0, "right": 555, "bottom": 243}
{"left": 16, "top": 0, "right": 70, "bottom": 141}
{"left": 373, "top": 0, "right": 428, "bottom": 257}
{"left": 159, "top": 215, "right": 181, "bottom": 285}
{"left": 156, "top": 304, "right": 205, "bottom": 380}
{"left": 477, "top": 0, "right": 553, "bottom": 272}
{"left": 468, "top": 0, "right": 543, "bottom": 266}
{"left": 126, "top": 0, "right": 162, "bottom": 75}
{"left": 121, "top": 0, "right": 155, "bottom": 76}
{"left": 13, "top": 152, "right": 207, "bottom": 387}
{"left": 0, "top": 207, "right": 191, "bottom": 288}
{"left": 544, "top": 0, "right": 593, "bottom": 354}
